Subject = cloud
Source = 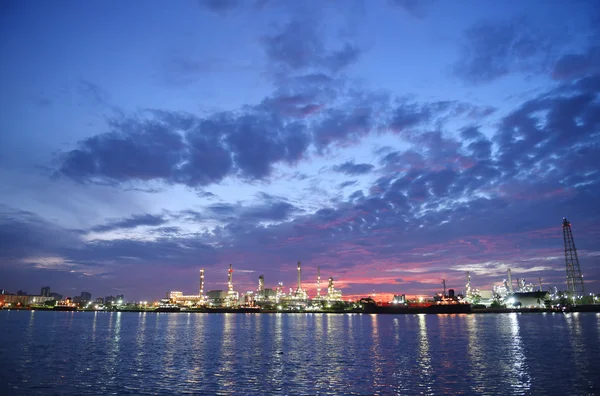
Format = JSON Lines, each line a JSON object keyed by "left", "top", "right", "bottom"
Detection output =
{"left": 453, "top": 19, "right": 553, "bottom": 84}
{"left": 197, "top": 0, "right": 242, "bottom": 15}
{"left": 56, "top": 108, "right": 311, "bottom": 186}
{"left": 77, "top": 80, "right": 110, "bottom": 107}
{"left": 339, "top": 180, "right": 358, "bottom": 189}
{"left": 91, "top": 214, "right": 168, "bottom": 233}
{"left": 332, "top": 161, "right": 374, "bottom": 175}
{"left": 0, "top": 207, "right": 82, "bottom": 260}
{"left": 552, "top": 46, "right": 600, "bottom": 80}
{"left": 388, "top": 0, "right": 436, "bottom": 19}
{"left": 35, "top": 70, "right": 600, "bottom": 297}
{"left": 313, "top": 106, "right": 376, "bottom": 151}
{"left": 58, "top": 114, "right": 186, "bottom": 185}
{"left": 261, "top": 18, "right": 361, "bottom": 75}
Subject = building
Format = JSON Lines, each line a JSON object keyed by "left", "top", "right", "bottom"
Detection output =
{"left": 0, "top": 294, "right": 29, "bottom": 307}
{"left": 41, "top": 286, "right": 51, "bottom": 297}
{"left": 49, "top": 292, "right": 63, "bottom": 300}
{"left": 168, "top": 291, "right": 203, "bottom": 305}
{"left": 80, "top": 292, "right": 92, "bottom": 302}
{"left": 326, "top": 277, "right": 343, "bottom": 301}
{"left": 206, "top": 290, "right": 228, "bottom": 306}
{"left": 28, "top": 296, "right": 55, "bottom": 305}
{"left": 507, "top": 291, "right": 549, "bottom": 308}
{"left": 226, "top": 264, "right": 239, "bottom": 307}
{"left": 0, "top": 294, "right": 55, "bottom": 307}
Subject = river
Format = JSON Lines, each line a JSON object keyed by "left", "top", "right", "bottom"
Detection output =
{"left": 1, "top": 311, "right": 599, "bottom": 395}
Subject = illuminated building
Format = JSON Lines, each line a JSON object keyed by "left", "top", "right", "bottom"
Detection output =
{"left": 258, "top": 274, "right": 265, "bottom": 299}
{"left": 243, "top": 291, "right": 255, "bottom": 306}
{"left": 326, "top": 277, "right": 342, "bottom": 301}
{"left": 293, "top": 261, "right": 307, "bottom": 300}
{"left": 167, "top": 290, "right": 204, "bottom": 306}
{"left": 0, "top": 294, "right": 54, "bottom": 307}
{"left": 276, "top": 282, "right": 284, "bottom": 302}
{"left": 206, "top": 290, "right": 227, "bottom": 306}
{"left": 169, "top": 291, "right": 183, "bottom": 300}
{"left": 225, "top": 264, "right": 239, "bottom": 307}
{"left": 392, "top": 294, "right": 406, "bottom": 304}
{"left": 506, "top": 291, "right": 550, "bottom": 308}
{"left": 263, "top": 288, "right": 276, "bottom": 300}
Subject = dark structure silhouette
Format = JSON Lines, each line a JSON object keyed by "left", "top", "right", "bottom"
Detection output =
{"left": 562, "top": 218, "right": 584, "bottom": 299}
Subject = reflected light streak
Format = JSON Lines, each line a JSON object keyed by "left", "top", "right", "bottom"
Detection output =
{"left": 507, "top": 314, "right": 531, "bottom": 393}
{"left": 466, "top": 316, "right": 487, "bottom": 393}
{"left": 91, "top": 311, "right": 97, "bottom": 343}
{"left": 216, "top": 314, "right": 236, "bottom": 390}
{"left": 162, "top": 313, "right": 178, "bottom": 379}
{"left": 135, "top": 312, "right": 147, "bottom": 379}
{"left": 417, "top": 314, "right": 434, "bottom": 394}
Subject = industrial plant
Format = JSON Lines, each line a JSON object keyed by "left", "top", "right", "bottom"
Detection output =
{"left": 2, "top": 218, "right": 598, "bottom": 313}
{"left": 161, "top": 261, "right": 344, "bottom": 311}
{"left": 463, "top": 217, "right": 596, "bottom": 309}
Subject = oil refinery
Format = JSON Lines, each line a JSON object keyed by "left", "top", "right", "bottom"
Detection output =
{"left": 162, "top": 261, "right": 344, "bottom": 311}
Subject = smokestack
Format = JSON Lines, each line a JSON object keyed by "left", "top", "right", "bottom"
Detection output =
{"left": 507, "top": 269, "right": 514, "bottom": 293}
{"left": 228, "top": 264, "right": 233, "bottom": 294}
{"left": 199, "top": 269, "right": 205, "bottom": 297}
{"left": 297, "top": 261, "right": 302, "bottom": 292}
{"left": 317, "top": 266, "right": 321, "bottom": 297}
{"left": 539, "top": 276, "right": 542, "bottom": 292}
{"left": 258, "top": 274, "right": 264, "bottom": 294}
{"left": 466, "top": 271, "right": 471, "bottom": 298}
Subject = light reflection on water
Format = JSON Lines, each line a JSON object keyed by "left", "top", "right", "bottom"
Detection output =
{"left": 1, "top": 312, "right": 600, "bottom": 395}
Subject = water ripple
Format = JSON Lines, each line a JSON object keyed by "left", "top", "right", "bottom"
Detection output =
{"left": 1, "top": 311, "right": 599, "bottom": 395}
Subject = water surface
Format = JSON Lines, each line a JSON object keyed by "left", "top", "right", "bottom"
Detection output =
{"left": 1, "top": 311, "right": 599, "bottom": 395}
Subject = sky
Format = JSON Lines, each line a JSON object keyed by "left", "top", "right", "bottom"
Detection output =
{"left": 1, "top": 0, "right": 599, "bottom": 301}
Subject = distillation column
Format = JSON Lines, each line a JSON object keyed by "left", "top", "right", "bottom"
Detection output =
{"left": 228, "top": 264, "right": 234, "bottom": 294}
{"left": 199, "top": 268, "right": 205, "bottom": 297}
{"left": 316, "top": 266, "right": 321, "bottom": 298}
{"left": 297, "top": 261, "right": 302, "bottom": 293}
{"left": 507, "top": 269, "right": 514, "bottom": 293}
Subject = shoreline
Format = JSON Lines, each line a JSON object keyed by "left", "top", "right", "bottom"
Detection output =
{"left": 2, "top": 305, "right": 600, "bottom": 314}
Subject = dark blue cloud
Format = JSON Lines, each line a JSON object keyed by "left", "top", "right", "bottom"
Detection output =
{"left": 313, "top": 107, "right": 375, "bottom": 150}
{"left": 91, "top": 214, "right": 168, "bottom": 233}
{"left": 57, "top": 108, "right": 312, "bottom": 186}
{"left": 339, "top": 180, "right": 358, "bottom": 189}
{"left": 262, "top": 18, "right": 361, "bottom": 74}
{"left": 58, "top": 116, "right": 186, "bottom": 184}
{"left": 453, "top": 19, "right": 552, "bottom": 84}
{"left": 552, "top": 46, "right": 600, "bottom": 81}
{"left": 197, "top": 0, "right": 242, "bottom": 15}
{"left": 388, "top": 0, "right": 436, "bottom": 18}
{"left": 332, "top": 161, "right": 374, "bottom": 175}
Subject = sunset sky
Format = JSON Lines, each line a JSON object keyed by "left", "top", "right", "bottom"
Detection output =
{"left": 1, "top": 0, "right": 599, "bottom": 301}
